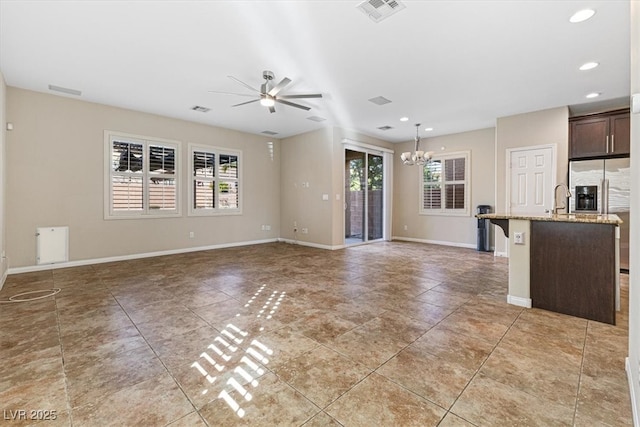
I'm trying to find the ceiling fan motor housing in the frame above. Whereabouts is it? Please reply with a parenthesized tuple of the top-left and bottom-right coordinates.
(262, 70, 275, 81)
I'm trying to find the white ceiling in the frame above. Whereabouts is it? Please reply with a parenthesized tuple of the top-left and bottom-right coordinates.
(0, 0, 631, 143)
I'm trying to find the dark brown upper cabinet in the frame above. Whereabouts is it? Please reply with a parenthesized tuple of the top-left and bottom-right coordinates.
(570, 110, 630, 159)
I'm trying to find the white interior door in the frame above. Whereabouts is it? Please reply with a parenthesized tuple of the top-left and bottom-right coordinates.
(509, 147, 554, 214)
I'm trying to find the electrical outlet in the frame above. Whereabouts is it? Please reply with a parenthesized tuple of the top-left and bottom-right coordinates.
(265, 225, 271, 231)
(404, 225, 408, 231)
(189, 231, 194, 238)
(514, 231, 525, 245)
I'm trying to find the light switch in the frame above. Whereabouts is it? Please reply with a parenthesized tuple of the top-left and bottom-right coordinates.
(514, 231, 525, 245)
(322, 194, 329, 201)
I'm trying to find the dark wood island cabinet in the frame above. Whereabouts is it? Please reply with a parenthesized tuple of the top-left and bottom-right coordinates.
(530, 221, 616, 324)
(477, 213, 622, 325)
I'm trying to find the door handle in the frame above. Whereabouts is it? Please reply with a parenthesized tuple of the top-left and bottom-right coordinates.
(606, 135, 609, 153)
(611, 134, 615, 152)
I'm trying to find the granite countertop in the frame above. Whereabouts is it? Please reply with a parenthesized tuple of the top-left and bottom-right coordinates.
(476, 212, 623, 225)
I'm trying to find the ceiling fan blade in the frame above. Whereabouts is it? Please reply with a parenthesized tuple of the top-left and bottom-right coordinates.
(278, 93, 323, 99)
(275, 99, 311, 111)
(208, 90, 257, 98)
(232, 99, 260, 107)
(268, 106, 276, 114)
(268, 77, 292, 97)
(228, 75, 260, 93)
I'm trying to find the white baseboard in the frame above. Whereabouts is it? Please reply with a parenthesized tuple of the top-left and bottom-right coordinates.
(0, 265, 7, 291)
(507, 294, 532, 308)
(277, 238, 342, 250)
(494, 251, 508, 258)
(7, 238, 279, 275)
(391, 236, 476, 250)
(626, 357, 639, 427)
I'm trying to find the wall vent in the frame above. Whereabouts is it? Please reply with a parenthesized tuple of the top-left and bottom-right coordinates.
(307, 116, 326, 122)
(261, 130, 278, 135)
(357, 0, 406, 23)
(368, 96, 392, 105)
(377, 125, 393, 131)
(48, 84, 82, 96)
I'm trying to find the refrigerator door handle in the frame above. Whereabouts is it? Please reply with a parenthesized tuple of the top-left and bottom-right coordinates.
(606, 135, 609, 153)
(601, 178, 609, 214)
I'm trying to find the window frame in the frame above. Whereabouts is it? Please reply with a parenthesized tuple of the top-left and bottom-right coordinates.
(419, 151, 471, 217)
(104, 130, 181, 220)
(188, 143, 242, 217)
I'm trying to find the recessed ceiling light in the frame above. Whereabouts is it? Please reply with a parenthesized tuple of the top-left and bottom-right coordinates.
(579, 62, 599, 71)
(400, 117, 409, 122)
(569, 9, 596, 23)
(424, 127, 434, 132)
(586, 92, 601, 99)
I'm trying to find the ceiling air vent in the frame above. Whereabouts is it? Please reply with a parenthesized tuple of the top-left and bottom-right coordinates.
(191, 105, 211, 113)
(368, 96, 392, 106)
(48, 84, 82, 96)
(377, 125, 393, 131)
(357, 0, 406, 23)
(261, 130, 278, 136)
(307, 116, 327, 122)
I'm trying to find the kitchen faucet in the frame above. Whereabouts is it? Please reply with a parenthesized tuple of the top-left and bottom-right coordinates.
(552, 183, 572, 214)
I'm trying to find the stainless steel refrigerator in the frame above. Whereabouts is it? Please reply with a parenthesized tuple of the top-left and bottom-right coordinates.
(569, 158, 630, 270)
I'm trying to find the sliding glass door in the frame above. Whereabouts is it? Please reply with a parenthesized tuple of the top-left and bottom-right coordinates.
(345, 148, 384, 245)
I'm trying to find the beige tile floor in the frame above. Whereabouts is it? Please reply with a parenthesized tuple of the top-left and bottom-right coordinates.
(0, 241, 632, 426)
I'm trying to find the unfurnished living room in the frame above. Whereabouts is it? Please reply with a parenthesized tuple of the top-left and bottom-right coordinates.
(0, 1, 639, 426)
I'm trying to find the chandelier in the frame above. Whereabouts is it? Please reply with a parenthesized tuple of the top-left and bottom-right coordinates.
(401, 123, 433, 166)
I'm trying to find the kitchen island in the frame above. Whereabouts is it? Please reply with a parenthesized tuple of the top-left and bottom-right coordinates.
(477, 212, 622, 324)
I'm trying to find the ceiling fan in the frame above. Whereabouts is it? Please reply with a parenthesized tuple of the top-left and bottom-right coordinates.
(209, 70, 323, 113)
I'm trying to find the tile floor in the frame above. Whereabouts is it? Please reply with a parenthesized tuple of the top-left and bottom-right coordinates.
(0, 241, 632, 426)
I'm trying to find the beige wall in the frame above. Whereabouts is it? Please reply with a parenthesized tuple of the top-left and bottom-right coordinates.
(495, 106, 569, 255)
(279, 126, 392, 248)
(393, 127, 496, 247)
(6, 88, 281, 268)
(0, 73, 6, 284)
(627, 0, 639, 421)
(280, 127, 334, 247)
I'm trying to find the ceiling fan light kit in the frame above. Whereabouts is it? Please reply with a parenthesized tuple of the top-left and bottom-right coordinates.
(401, 123, 433, 166)
(210, 70, 322, 114)
(260, 96, 275, 107)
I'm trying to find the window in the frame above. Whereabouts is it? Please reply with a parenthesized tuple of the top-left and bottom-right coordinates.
(420, 151, 470, 216)
(105, 131, 180, 219)
(189, 144, 242, 216)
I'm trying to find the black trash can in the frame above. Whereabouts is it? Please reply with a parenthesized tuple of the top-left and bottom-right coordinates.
(477, 205, 491, 252)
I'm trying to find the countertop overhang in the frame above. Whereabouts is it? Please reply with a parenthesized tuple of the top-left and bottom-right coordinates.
(476, 212, 622, 225)
(476, 213, 622, 238)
